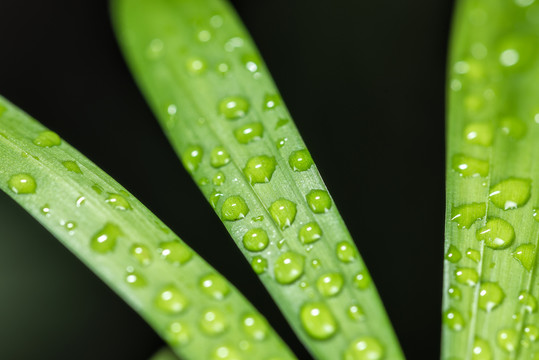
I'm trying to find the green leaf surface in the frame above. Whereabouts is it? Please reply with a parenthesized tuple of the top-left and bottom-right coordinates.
(112, 0, 403, 359)
(444, 1, 539, 359)
(0, 96, 295, 360)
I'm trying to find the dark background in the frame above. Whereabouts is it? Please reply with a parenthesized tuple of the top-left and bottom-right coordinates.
(0, 0, 453, 359)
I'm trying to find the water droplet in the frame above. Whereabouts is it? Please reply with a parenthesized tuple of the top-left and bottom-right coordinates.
(478, 282, 505, 311)
(234, 122, 264, 144)
(155, 284, 189, 314)
(448, 285, 462, 300)
(252, 215, 264, 222)
(454, 267, 479, 286)
(476, 218, 515, 249)
(500, 49, 520, 66)
(274, 252, 304, 284)
(219, 96, 249, 120)
(130, 244, 152, 266)
(496, 328, 518, 352)
(451, 154, 489, 177)
(500, 117, 527, 139)
(306, 190, 332, 214)
(316, 273, 344, 297)
(41, 204, 51, 216)
(182, 145, 203, 173)
(224, 36, 244, 52)
(289, 149, 313, 171)
(242, 228, 269, 252)
(186, 57, 207, 74)
(200, 308, 227, 335)
(160, 240, 192, 265)
(221, 196, 249, 221)
(300, 302, 338, 340)
(466, 248, 481, 263)
(513, 243, 536, 271)
(63, 220, 77, 233)
(125, 267, 146, 287)
(200, 273, 230, 300)
(251, 256, 267, 274)
(445, 245, 462, 263)
(344, 337, 384, 360)
(519, 291, 537, 312)
(337, 242, 357, 263)
(451, 203, 486, 228)
(269, 199, 297, 229)
(299, 222, 322, 244)
(353, 271, 371, 290)
(347, 304, 365, 321)
(105, 193, 131, 211)
(210, 146, 231, 168)
(210, 190, 224, 209)
(241, 313, 268, 341)
(463, 123, 494, 146)
(212, 171, 226, 186)
(216, 62, 230, 74)
(8, 173, 36, 194)
(33, 131, 61, 147)
(198, 177, 209, 186)
(275, 118, 289, 129)
(197, 29, 212, 42)
(242, 54, 260, 73)
(263, 94, 280, 111)
(443, 308, 465, 331)
(147, 39, 164, 59)
(524, 325, 539, 343)
(62, 160, 82, 174)
(243, 155, 277, 184)
(472, 337, 492, 360)
(211, 345, 241, 360)
(276, 137, 288, 149)
(167, 321, 191, 346)
(489, 177, 531, 210)
(91, 223, 121, 253)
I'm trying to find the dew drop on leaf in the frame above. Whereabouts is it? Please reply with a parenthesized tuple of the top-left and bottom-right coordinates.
(288, 149, 313, 172)
(221, 195, 249, 221)
(489, 177, 531, 210)
(269, 198, 297, 229)
(343, 337, 384, 360)
(300, 302, 338, 340)
(274, 252, 304, 284)
(299, 222, 322, 244)
(218, 96, 250, 120)
(90, 222, 121, 253)
(200, 308, 228, 335)
(306, 189, 332, 213)
(8, 173, 36, 194)
(199, 273, 230, 300)
(155, 284, 189, 314)
(476, 218, 515, 249)
(33, 131, 61, 147)
(316, 273, 344, 297)
(242, 228, 269, 252)
(243, 155, 276, 184)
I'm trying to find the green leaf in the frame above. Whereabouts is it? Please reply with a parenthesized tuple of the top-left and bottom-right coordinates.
(444, 1, 539, 358)
(0, 96, 295, 360)
(112, 0, 403, 359)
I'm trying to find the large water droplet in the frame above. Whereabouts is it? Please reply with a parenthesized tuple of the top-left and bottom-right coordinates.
(91, 223, 121, 253)
(478, 282, 505, 311)
(337, 242, 357, 263)
(210, 146, 231, 168)
(443, 308, 465, 331)
(489, 178, 531, 210)
(155, 284, 189, 314)
(299, 222, 322, 244)
(218, 96, 250, 120)
(200, 273, 230, 300)
(476, 218, 515, 249)
(8, 174, 36, 194)
(243, 155, 276, 184)
(306, 190, 332, 214)
(159, 240, 193, 265)
(524, 325, 539, 344)
(221, 196, 249, 221)
(274, 252, 304, 284)
(452, 154, 489, 177)
(300, 302, 338, 340)
(200, 308, 227, 335)
(289, 149, 313, 171)
(242, 228, 269, 252)
(269, 199, 297, 229)
(33, 131, 61, 147)
(182, 145, 203, 173)
(445, 245, 462, 263)
(241, 313, 268, 341)
(234, 122, 264, 144)
(496, 328, 518, 352)
(513, 243, 536, 271)
(454, 267, 479, 286)
(343, 337, 384, 360)
(450, 203, 486, 228)
(472, 337, 492, 360)
(316, 273, 344, 297)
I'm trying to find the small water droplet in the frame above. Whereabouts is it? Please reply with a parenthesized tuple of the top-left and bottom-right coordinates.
(289, 149, 313, 171)
(443, 308, 465, 331)
(448, 285, 462, 300)
(8, 173, 36, 194)
(155, 284, 189, 314)
(300, 302, 338, 340)
(216, 62, 230, 74)
(197, 29, 212, 42)
(211, 172, 225, 186)
(182, 145, 203, 173)
(242, 54, 260, 73)
(252, 215, 264, 222)
(130, 244, 152, 266)
(269, 198, 297, 229)
(62, 160, 82, 174)
(63, 220, 77, 233)
(242, 313, 268, 341)
(91, 223, 121, 253)
(33, 131, 61, 147)
(210, 146, 231, 168)
(200, 308, 227, 335)
(445, 245, 462, 263)
(478, 282, 505, 311)
(347, 304, 365, 321)
(221, 196, 249, 221)
(212, 345, 241, 360)
(524, 325, 539, 344)
(344, 337, 384, 360)
(306, 189, 332, 214)
(274, 252, 304, 284)
(299, 222, 322, 244)
(125, 267, 146, 287)
(472, 337, 492, 360)
(337, 242, 357, 263)
(489, 177, 531, 210)
(353, 271, 371, 290)
(452, 154, 489, 177)
(311, 259, 322, 269)
(41, 204, 51, 216)
(454, 267, 479, 286)
(186, 57, 207, 74)
(275, 118, 289, 129)
(251, 256, 267, 274)
(466, 248, 481, 263)
(234, 122, 264, 144)
(106, 193, 131, 211)
(224, 36, 244, 52)
(200, 273, 230, 300)
(496, 328, 518, 352)
(316, 273, 344, 297)
(513, 243, 536, 271)
(476, 218, 515, 249)
(500, 116, 527, 139)
(243, 155, 277, 184)
(218, 96, 250, 120)
(276, 137, 288, 149)
(464, 123, 493, 146)
(242, 228, 269, 252)
(519, 291, 537, 312)
(451, 203, 486, 228)
(209, 190, 224, 209)
(159, 240, 193, 265)
(167, 321, 191, 346)
(263, 94, 280, 111)
(198, 177, 209, 186)
(210, 14, 223, 28)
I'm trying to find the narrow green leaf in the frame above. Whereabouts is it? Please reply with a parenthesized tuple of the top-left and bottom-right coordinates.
(112, 0, 403, 359)
(0, 96, 295, 360)
(445, 1, 539, 359)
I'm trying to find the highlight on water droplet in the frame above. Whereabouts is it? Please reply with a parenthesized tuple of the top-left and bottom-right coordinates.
(478, 282, 505, 311)
(90, 222, 121, 253)
(299, 222, 322, 244)
(62, 160, 82, 174)
(347, 304, 365, 321)
(306, 189, 332, 214)
(276, 137, 288, 149)
(300, 302, 338, 340)
(159, 240, 193, 265)
(200, 308, 227, 335)
(443, 308, 465, 331)
(234, 122, 264, 144)
(263, 94, 280, 111)
(450, 203, 486, 228)
(466, 248, 481, 263)
(454, 267, 479, 286)
(274, 251, 304, 284)
(476, 218, 515, 249)
(210, 146, 231, 168)
(452, 154, 489, 177)
(211, 345, 241, 360)
(519, 291, 537, 313)
(343, 337, 384, 360)
(242, 228, 269, 252)
(105, 193, 131, 211)
(464, 122, 493, 146)
(251, 256, 267, 274)
(186, 57, 207, 74)
(33, 131, 61, 147)
(8, 173, 36, 194)
(497, 328, 518, 353)
(167, 321, 191, 346)
(269, 198, 297, 229)
(289, 149, 313, 172)
(212, 171, 225, 186)
(489, 177, 531, 210)
(182, 145, 203, 173)
(155, 284, 189, 314)
(472, 337, 492, 360)
(218, 96, 250, 120)
(337, 241, 357, 263)
(448, 285, 462, 300)
(199, 273, 230, 300)
(316, 273, 344, 297)
(513, 243, 536, 271)
(243, 155, 276, 184)
(499, 116, 527, 139)
(241, 313, 268, 341)
(221, 195, 249, 221)
(130, 243, 152, 266)
(125, 266, 146, 287)
(209, 190, 224, 209)
(41, 204, 51, 216)
(353, 271, 371, 290)
(445, 245, 462, 263)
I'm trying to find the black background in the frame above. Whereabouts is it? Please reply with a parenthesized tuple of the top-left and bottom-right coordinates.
(0, 1, 453, 359)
